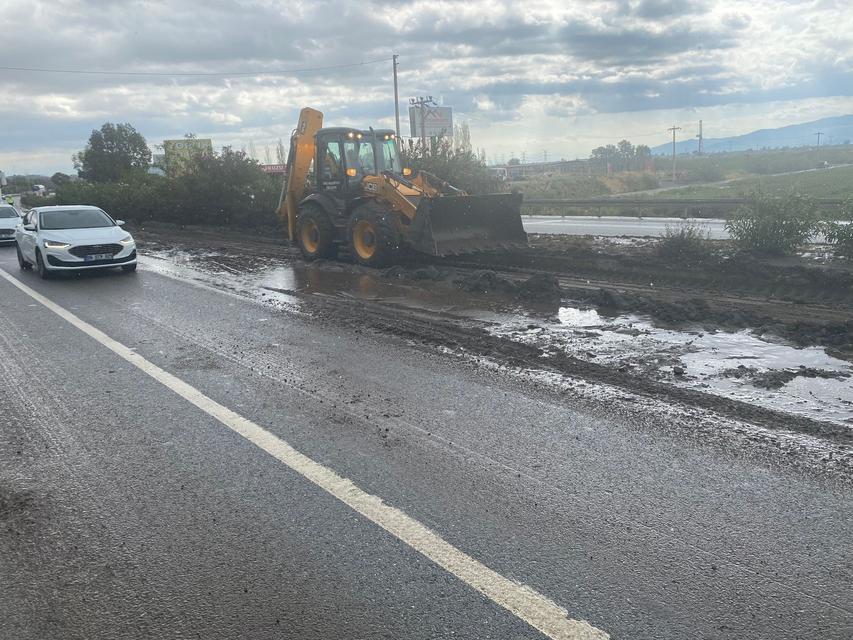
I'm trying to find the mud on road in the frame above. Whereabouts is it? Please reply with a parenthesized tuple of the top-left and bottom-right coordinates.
(132, 222, 853, 472)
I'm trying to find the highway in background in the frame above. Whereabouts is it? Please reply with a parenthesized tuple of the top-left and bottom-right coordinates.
(523, 215, 730, 239)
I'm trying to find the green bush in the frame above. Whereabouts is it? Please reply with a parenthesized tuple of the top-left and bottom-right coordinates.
(823, 199, 853, 258)
(402, 137, 500, 195)
(657, 222, 712, 261)
(55, 148, 282, 230)
(725, 192, 820, 254)
(20, 193, 57, 208)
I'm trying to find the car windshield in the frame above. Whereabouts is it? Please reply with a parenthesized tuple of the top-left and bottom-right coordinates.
(40, 208, 114, 230)
(0, 207, 18, 218)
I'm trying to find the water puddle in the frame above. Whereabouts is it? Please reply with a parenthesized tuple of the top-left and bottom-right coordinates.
(495, 306, 853, 426)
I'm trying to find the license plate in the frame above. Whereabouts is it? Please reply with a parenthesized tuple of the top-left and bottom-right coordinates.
(84, 253, 113, 261)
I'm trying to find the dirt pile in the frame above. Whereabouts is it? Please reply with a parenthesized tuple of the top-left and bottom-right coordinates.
(454, 270, 564, 304)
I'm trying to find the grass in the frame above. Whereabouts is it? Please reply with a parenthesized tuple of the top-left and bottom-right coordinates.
(653, 164, 853, 200)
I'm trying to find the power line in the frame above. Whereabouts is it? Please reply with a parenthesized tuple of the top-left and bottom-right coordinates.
(0, 57, 393, 77)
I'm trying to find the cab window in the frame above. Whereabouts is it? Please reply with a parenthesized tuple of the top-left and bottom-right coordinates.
(344, 141, 376, 177)
(322, 142, 343, 181)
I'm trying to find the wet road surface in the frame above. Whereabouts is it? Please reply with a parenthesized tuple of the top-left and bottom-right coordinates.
(1, 245, 851, 639)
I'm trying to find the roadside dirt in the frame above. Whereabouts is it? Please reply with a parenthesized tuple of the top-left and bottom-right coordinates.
(132, 221, 853, 452)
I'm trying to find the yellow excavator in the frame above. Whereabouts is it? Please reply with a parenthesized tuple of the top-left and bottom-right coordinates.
(276, 107, 526, 267)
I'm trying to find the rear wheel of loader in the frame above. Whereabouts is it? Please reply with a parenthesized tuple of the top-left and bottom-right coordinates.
(297, 205, 337, 260)
(348, 207, 400, 268)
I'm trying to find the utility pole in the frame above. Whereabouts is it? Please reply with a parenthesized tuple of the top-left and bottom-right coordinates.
(696, 120, 703, 155)
(392, 55, 400, 138)
(667, 126, 681, 184)
(543, 150, 548, 162)
(815, 131, 824, 149)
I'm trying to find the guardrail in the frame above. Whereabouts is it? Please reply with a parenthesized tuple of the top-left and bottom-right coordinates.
(522, 198, 847, 207)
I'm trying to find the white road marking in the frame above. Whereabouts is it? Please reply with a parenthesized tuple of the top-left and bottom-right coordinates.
(0, 268, 608, 640)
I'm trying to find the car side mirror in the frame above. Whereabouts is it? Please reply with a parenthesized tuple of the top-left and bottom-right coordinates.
(116, 219, 126, 226)
(23, 223, 35, 231)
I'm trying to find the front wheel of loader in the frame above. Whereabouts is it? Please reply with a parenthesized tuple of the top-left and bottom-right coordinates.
(297, 205, 337, 261)
(348, 207, 400, 268)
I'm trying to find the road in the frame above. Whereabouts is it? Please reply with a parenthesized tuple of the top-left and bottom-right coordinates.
(1, 245, 851, 639)
(524, 215, 730, 239)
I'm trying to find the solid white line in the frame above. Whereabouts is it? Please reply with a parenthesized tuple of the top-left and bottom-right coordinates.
(0, 268, 608, 640)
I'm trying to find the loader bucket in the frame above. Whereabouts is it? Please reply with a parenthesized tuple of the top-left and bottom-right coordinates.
(407, 192, 527, 256)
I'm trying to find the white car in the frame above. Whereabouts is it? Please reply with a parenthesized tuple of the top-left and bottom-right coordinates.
(15, 205, 137, 278)
(0, 203, 20, 244)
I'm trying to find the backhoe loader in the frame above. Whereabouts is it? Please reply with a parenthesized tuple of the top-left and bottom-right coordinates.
(276, 107, 526, 267)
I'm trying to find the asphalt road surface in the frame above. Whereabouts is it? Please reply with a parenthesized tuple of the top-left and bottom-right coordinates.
(1, 245, 851, 639)
(523, 215, 730, 239)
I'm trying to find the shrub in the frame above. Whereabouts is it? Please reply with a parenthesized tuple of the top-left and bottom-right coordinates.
(823, 199, 853, 258)
(20, 193, 57, 208)
(55, 148, 281, 230)
(402, 137, 501, 195)
(725, 192, 820, 254)
(657, 222, 712, 261)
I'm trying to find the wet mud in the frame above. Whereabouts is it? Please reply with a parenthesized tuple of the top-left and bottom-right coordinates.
(134, 223, 853, 443)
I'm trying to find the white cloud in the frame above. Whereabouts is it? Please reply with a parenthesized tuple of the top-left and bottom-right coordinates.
(0, 0, 851, 172)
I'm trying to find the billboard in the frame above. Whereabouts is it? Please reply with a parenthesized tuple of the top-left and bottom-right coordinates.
(162, 138, 213, 173)
(409, 106, 453, 138)
(260, 164, 287, 174)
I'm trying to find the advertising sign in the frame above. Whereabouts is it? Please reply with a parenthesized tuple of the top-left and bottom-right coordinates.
(408, 106, 453, 138)
(163, 138, 213, 173)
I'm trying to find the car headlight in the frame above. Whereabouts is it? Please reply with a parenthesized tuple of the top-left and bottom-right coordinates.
(44, 240, 70, 249)
(119, 235, 135, 245)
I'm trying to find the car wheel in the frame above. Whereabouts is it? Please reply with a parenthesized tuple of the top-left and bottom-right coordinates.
(122, 263, 137, 273)
(16, 244, 32, 270)
(35, 250, 51, 279)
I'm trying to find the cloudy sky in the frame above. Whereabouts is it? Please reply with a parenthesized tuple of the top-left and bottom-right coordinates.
(1, 0, 852, 174)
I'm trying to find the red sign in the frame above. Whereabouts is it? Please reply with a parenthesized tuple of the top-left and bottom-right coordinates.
(260, 164, 286, 174)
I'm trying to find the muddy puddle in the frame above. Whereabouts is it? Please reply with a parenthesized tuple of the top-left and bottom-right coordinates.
(140, 245, 853, 428)
(139, 247, 518, 321)
(495, 307, 853, 426)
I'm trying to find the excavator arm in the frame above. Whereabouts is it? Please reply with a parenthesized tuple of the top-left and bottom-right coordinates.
(276, 107, 324, 241)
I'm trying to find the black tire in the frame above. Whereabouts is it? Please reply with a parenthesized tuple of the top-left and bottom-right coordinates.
(347, 206, 401, 268)
(35, 250, 51, 279)
(296, 204, 337, 261)
(122, 263, 138, 273)
(16, 244, 32, 270)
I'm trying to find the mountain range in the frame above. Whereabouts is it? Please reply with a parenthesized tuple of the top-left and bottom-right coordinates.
(650, 114, 853, 155)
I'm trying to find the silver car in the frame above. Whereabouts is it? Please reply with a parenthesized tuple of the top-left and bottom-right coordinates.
(16, 205, 137, 278)
(0, 203, 20, 244)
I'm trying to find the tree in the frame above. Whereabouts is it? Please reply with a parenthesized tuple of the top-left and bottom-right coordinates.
(74, 122, 151, 182)
(51, 172, 71, 186)
(617, 139, 635, 170)
(507, 157, 521, 165)
(403, 136, 501, 195)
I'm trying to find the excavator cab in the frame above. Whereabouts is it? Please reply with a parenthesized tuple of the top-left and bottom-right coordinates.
(277, 107, 526, 267)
